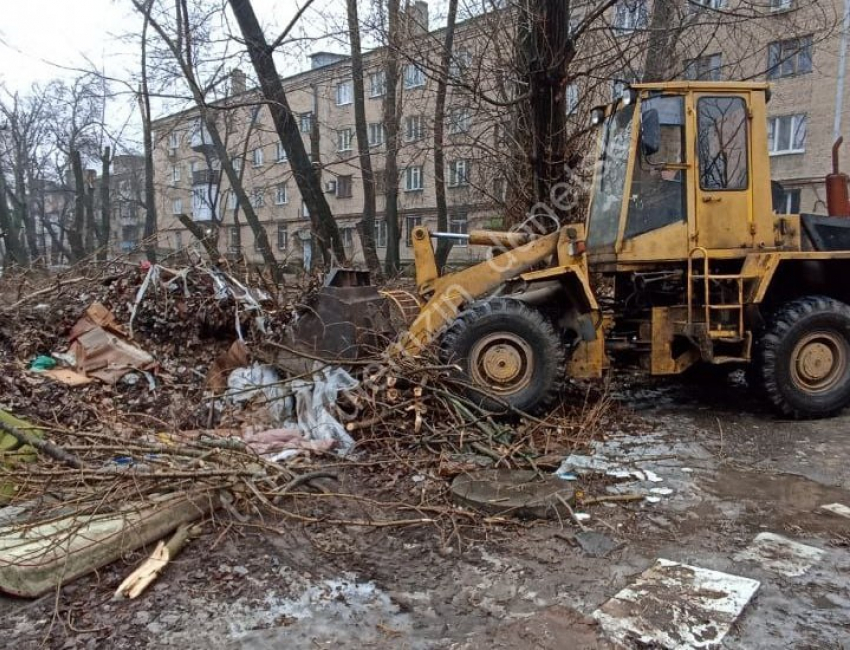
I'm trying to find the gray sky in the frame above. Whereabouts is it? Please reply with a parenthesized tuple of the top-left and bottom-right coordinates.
(0, 1, 340, 95)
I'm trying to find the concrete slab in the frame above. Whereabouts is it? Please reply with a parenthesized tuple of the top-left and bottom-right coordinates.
(593, 559, 760, 649)
(820, 502, 850, 519)
(733, 532, 825, 578)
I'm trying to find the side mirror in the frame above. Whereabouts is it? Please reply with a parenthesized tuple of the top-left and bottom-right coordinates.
(641, 107, 660, 157)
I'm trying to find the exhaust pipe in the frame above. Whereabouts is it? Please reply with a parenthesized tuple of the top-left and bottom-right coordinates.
(826, 137, 850, 217)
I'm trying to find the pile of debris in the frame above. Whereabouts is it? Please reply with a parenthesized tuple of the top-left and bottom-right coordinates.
(0, 260, 614, 602)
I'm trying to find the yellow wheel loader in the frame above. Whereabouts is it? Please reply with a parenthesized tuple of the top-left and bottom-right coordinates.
(399, 81, 850, 419)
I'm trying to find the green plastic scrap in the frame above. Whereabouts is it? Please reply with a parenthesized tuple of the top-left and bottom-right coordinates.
(29, 355, 57, 372)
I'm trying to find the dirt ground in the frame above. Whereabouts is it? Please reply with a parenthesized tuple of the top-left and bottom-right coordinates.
(3, 372, 850, 649)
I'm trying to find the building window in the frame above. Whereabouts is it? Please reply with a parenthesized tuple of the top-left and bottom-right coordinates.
(232, 156, 243, 173)
(448, 160, 470, 187)
(368, 122, 385, 147)
(192, 186, 212, 220)
(171, 164, 181, 184)
(769, 0, 792, 11)
(250, 188, 265, 208)
(374, 220, 388, 247)
(276, 224, 288, 250)
(405, 166, 424, 191)
(405, 215, 422, 246)
(275, 182, 289, 205)
(405, 114, 425, 142)
(449, 211, 468, 246)
(374, 169, 387, 194)
(767, 36, 813, 79)
(276, 142, 288, 162)
(493, 177, 507, 202)
(227, 191, 238, 210)
(299, 112, 313, 133)
(691, 0, 725, 10)
(685, 54, 722, 81)
(168, 131, 179, 152)
(252, 147, 264, 167)
(449, 49, 472, 79)
(613, 0, 648, 32)
(403, 64, 426, 89)
(337, 128, 354, 152)
(336, 175, 353, 198)
(174, 230, 183, 249)
(171, 198, 183, 215)
(768, 114, 807, 155)
(301, 202, 310, 219)
(448, 107, 472, 135)
(229, 226, 240, 251)
(336, 80, 353, 106)
(340, 226, 355, 247)
(566, 84, 579, 115)
(611, 70, 640, 101)
(369, 70, 386, 98)
(777, 188, 801, 214)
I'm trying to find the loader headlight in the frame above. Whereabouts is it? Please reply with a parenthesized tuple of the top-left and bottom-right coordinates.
(621, 87, 637, 106)
(590, 108, 605, 126)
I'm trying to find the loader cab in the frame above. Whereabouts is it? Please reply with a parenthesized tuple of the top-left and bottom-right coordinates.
(585, 82, 775, 268)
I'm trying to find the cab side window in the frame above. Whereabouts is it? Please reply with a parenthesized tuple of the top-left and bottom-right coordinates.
(697, 96, 749, 191)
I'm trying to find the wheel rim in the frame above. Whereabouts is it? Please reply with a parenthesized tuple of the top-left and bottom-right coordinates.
(790, 331, 848, 394)
(469, 332, 534, 396)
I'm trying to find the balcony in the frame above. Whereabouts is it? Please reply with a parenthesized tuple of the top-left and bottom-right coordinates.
(191, 186, 219, 222)
(190, 121, 215, 152)
(192, 169, 221, 185)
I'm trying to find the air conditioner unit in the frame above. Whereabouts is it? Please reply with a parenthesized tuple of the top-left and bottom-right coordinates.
(325, 180, 337, 194)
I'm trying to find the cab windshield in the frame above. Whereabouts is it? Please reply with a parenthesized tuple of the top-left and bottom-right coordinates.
(586, 103, 635, 251)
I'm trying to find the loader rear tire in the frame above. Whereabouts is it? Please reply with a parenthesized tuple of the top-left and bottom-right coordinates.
(439, 299, 566, 415)
(753, 295, 850, 419)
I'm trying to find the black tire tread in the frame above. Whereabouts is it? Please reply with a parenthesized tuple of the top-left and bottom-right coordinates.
(754, 295, 850, 419)
(439, 299, 566, 415)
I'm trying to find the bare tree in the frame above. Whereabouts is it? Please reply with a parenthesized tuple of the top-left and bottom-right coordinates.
(132, 0, 275, 277)
(382, 0, 402, 275)
(228, 0, 346, 267)
(347, 0, 382, 278)
(433, 0, 460, 270)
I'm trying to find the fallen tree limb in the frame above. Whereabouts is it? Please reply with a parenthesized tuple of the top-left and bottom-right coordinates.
(0, 420, 83, 469)
(2, 277, 86, 313)
(114, 522, 201, 599)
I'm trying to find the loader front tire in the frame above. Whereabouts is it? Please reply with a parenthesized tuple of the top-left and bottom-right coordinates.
(439, 299, 566, 415)
(754, 295, 850, 419)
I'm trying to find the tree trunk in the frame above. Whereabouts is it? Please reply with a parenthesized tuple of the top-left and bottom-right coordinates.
(84, 177, 96, 254)
(98, 146, 111, 260)
(523, 0, 575, 224)
(433, 0, 459, 270)
(175, 212, 222, 261)
(383, 0, 402, 275)
(0, 171, 28, 266)
(228, 0, 345, 268)
(68, 150, 87, 262)
(347, 0, 382, 279)
(642, 0, 682, 82)
(12, 160, 40, 263)
(139, 4, 158, 264)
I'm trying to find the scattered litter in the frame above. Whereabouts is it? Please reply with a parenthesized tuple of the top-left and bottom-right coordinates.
(573, 512, 591, 522)
(651, 487, 674, 495)
(593, 558, 760, 649)
(28, 355, 56, 372)
(733, 532, 825, 577)
(820, 502, 850, 519)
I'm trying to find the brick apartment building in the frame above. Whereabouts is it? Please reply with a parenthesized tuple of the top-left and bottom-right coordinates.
(150, 0, 850, 268)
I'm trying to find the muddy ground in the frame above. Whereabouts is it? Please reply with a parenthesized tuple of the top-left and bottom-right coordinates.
(3, 373, 850, 649)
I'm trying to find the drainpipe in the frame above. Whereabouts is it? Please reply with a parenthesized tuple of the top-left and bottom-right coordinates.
(833, 0, 850, 140)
